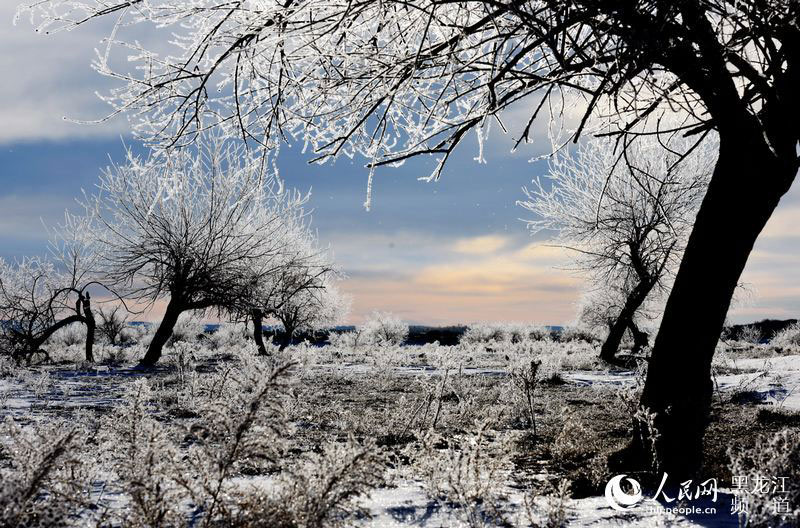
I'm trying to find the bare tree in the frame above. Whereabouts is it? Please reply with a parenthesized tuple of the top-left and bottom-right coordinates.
(0, 211, 110, 363)
(271, 274, 349, 348)
(520, 130, 715, 362)
(21, 0, 800, 478)
(82, 137, 310, 366)
(238, 235, 344, 354)
(0, 257, 95, 363)
(576, 282, 653, 357)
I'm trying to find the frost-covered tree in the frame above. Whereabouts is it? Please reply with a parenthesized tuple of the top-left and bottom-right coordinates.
(271, 275, 349, 347)
(260, 237, 347, 348)
(20, 0, 800, 478)
(521, 131, 715, 362)
(226, 216, 341, 354)
(0, 213, 105, 363)
(576, 283, 652, 357)
(82, 137, 310, 366)
(0, 257, 95, 363)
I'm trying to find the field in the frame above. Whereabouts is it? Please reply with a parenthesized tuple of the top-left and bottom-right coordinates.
(1, 325, 799, 527)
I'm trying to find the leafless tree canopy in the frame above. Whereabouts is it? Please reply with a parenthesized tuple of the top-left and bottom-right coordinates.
(18, 1, 799, 180)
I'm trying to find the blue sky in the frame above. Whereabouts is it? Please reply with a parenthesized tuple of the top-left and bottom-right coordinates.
(2, 4, 799, 325)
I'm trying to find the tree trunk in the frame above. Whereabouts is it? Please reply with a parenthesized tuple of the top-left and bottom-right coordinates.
(280, 319, 296, 350)
(628, 320, 649, 356)
(252, 309, 268, 356)
(140, 296, 184, 367)
(636, 133, 796, 481)
(599, 281, 653, 363)
(81, 292, 96, 363)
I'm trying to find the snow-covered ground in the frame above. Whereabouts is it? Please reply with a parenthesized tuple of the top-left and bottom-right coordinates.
(360, 482, 741, 527)
(715, 355, 800, 410)
(1, 347, 797, 527)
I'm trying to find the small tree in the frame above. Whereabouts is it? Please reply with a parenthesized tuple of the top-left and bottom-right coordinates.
(0, 257, 95, 363)
(272, 277, 350, 348)
(361, 312, 409, 346)
(226, 210, 339, 354)
(0, 211, 107, 363)
(83, 137, 310, 366)
(520, 131, 715, 362)
(577, 283, 652, 356)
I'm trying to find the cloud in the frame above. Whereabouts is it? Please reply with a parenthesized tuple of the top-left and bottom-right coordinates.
(760, 204, 800, 240)
(452, 235, 509, 254)
(337, 232, 582, 325)
(1, 6, 135, 143)
(727, 186, 800, 322)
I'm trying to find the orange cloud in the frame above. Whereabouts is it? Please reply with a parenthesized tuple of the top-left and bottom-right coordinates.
(452, 235, 510, 254)
(340, 238, 583, 325)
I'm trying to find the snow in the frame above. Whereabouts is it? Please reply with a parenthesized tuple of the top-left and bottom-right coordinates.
(715, 355, 800, 410)
(2, 352, 798, 527)
(357, 480, 742, 527)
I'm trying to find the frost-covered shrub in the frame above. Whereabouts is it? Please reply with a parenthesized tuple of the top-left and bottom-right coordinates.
(508, 358, 542, 432)
(97, 306, 130, 345)
(208, 321, 251, 349)
(771, 322, 800, 347)
(0, 418, 87, 527)
(124, 323, 152, 345)
(0, 345, 390, 527)
(102, 379, 184, 526)
(557, 325, 601, 344)
(461, 322, 551, 344)
(461, 323, 508, 344)
(360, 311, 409, 345)
(251, 438, 385, 528)
(729, 430, 800, 527)
(521, 479, 572, 528)
(416, 425, 511, 526)
(49, 322, 86, 347)
(168, 312, 206, 344)
(327, 328, 367, 350)
(97, 344, 131, 365)
(738, 325, 763, 345)
(0, 356, 17, 378)
(550, 414, 610, 492)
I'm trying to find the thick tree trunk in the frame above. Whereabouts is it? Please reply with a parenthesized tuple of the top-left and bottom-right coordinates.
(140, 296, 184, 367)
(82, 293, 96, 363)
(252, 309, 268, 356)
(599, 281, 652, 362)
(636, 134, 796, 481)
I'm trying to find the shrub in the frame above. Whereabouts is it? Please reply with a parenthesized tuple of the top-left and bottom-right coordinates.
(254, 438, 386, 528)
(729, 430, 800, 527)
(0, 418, 86, 527)
(361, 312, 409, 345)
(557, 325, 601, 344)
(461, 323, 508, 344)
(771, 322, 800, 347)
(168, 312, 206, 344)
(49, 322, 86, 347)
(97, 305, 130, 345)
(416, 423, 510, 526)
(209, 321, 251, 349)
(461, 322, 551, 344)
